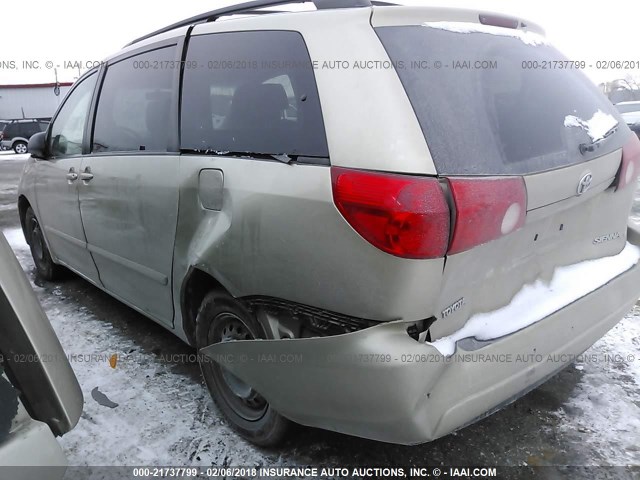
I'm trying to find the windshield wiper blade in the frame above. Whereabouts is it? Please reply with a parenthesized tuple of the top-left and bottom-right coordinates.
(579, 124, 619, 155)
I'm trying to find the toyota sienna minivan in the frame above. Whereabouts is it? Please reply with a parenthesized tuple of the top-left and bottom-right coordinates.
(18, 0, 640, 446)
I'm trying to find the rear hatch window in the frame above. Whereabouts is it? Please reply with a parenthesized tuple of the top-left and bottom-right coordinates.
(376, 24, 628, 175)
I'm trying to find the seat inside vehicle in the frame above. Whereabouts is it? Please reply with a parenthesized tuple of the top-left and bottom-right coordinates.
(223, 82, 290, 153)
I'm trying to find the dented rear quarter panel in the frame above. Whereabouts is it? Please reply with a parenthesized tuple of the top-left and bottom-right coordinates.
(171, 155, 445, 343)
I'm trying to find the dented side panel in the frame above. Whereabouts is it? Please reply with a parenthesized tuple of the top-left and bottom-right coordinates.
(170, 156, 445, 344)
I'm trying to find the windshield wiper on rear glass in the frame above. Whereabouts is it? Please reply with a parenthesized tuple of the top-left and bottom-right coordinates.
(579, 124, 619, 155)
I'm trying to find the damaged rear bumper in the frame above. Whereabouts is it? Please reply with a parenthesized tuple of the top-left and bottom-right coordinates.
(201, 226, 640, 445)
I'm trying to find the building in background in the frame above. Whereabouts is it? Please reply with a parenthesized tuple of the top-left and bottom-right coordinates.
(0, 82, 73, 120)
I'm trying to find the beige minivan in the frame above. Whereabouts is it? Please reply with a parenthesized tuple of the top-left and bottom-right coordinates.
(18, 0, 640, 446)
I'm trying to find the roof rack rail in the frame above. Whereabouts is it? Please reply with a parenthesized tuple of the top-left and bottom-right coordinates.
(126, 0, 387, 47)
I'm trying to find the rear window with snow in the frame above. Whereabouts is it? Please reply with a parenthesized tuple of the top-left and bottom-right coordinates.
(376, 24, 629, 175)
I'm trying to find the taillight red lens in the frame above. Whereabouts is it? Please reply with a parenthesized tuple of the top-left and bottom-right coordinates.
(617, 134, 640, 190)
(331, 167, 450, 259)
(447, 177, 527, 255)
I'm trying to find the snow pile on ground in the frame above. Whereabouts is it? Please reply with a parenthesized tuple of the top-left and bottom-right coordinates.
(431, 243, 640, 356)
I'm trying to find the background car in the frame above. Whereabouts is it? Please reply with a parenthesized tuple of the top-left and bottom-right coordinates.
(615, 100, 640, 127)
(0, 231, 82, 476)
(0, 119, 49, 154)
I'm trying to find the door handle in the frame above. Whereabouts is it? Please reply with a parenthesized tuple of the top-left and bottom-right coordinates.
(80, 167, 94, 182)
(66, 168, 78, 183)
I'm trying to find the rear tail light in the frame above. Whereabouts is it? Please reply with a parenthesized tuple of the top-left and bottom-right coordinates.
(331, 168, 527, 258)
(331, 167, 450, 259)
(447, 177, 527, 255)
(616, 134, 640, 190)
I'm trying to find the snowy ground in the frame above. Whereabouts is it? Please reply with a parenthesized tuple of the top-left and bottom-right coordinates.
(0, 154, 639, 472)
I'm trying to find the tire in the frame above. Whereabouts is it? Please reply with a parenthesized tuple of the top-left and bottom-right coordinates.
(196, 290, 290, 446)
(13, 142, 27, 154)
(25, 206, 62, 281)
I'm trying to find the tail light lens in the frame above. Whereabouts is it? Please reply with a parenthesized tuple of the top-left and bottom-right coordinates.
(617, 134, 640, 190)
(447, 177, 527, 255)
(331, 167, 450, 259)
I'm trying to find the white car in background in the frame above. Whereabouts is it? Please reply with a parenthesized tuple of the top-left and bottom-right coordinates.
(615, 101, 640, 127)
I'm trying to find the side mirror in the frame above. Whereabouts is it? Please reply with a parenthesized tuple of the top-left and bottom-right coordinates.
(28, 132, 47, 159)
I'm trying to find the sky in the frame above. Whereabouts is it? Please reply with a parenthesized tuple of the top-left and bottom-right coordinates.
(0, 0, 638, 86)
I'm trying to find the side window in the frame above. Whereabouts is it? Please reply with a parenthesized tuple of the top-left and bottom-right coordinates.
(181, 31, 328, 158)
(24, 122, 39, 138)
(4, 124, 17, 138)
(93, 46, 176, 153)
(49, 73, 98, 157)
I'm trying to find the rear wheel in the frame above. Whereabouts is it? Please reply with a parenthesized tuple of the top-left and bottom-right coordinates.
(13, 142, 27, 154)
(25, 207, 61, 281)
(196, 290, 289, 446)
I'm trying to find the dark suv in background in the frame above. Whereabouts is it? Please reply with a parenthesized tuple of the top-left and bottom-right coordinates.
(0, 119, 49, 154)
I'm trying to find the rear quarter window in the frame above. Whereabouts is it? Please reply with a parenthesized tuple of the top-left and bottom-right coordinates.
(181, 30, 328, 158)
(376, 24, 629, 175)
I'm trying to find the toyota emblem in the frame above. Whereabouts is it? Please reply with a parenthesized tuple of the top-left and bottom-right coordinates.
(577, 172, 593, 195)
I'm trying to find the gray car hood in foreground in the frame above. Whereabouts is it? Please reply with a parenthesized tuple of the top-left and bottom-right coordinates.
(0, 232, 82, 436)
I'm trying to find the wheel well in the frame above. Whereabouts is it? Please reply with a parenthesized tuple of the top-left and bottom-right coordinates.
(17, 196, 30, 243)
(181, 268, 229, 346)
